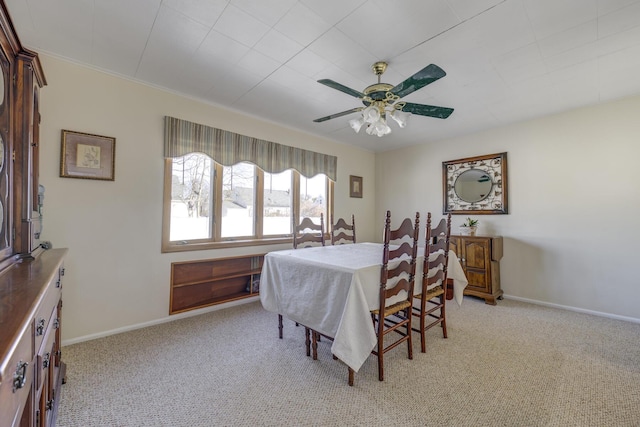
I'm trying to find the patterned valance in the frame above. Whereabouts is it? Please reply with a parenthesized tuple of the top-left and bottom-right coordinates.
(164, 116, 337, 181)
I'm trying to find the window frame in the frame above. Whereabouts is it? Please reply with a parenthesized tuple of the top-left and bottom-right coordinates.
(162, 158, 334, 252)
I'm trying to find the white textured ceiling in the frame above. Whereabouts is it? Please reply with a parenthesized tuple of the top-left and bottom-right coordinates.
(6, 0, 640, 152)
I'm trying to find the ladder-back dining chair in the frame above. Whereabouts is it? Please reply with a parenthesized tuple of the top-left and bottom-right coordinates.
(278, 214, 326, 340)
(412, 212, 451, 353)
(330, 214, 356, 245)
(358, 210, 419, 384)
(293, 214, 326, 249)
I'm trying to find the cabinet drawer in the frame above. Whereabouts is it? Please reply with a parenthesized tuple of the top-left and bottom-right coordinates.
(0, 328, 33, 427)
(33, 281, 61, 354)
(35, 308, 57, 392)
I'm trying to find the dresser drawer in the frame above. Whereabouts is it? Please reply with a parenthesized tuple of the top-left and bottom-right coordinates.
(0, 328, 33, 427)
(33, 276, 61, 354)
(35, 307, 58, 392)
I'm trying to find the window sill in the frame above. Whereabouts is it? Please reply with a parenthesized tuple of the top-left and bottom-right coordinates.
(161, 236, 295, 253)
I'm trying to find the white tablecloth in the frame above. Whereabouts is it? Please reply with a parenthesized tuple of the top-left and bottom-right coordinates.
(259, 242, 468, 372)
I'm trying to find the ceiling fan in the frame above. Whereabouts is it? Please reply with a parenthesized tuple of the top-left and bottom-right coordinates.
(313, 61, 454, 136)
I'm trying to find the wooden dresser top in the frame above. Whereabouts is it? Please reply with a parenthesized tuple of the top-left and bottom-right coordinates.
(0, 248, 67, 382)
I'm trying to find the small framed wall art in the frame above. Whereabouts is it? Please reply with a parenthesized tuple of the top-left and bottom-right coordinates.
(60, 130, 116, 181)
(350, 175, 363, 198)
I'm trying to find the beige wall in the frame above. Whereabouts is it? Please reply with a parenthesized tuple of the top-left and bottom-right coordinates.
(38, 55, 376, 343)
(376, 95, 640, 321)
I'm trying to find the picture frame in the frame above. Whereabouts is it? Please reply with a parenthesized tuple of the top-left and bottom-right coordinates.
(60, 130, 116, 181)
(443, 152, 508, 214)
(349, 175, 363, 198)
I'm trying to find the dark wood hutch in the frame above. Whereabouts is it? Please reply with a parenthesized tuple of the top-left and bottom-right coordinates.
(0, 2, 67, 427)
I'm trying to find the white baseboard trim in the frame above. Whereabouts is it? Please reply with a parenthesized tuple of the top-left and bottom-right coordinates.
(61, 295, 260, 346)
(503, 294, 640, 324)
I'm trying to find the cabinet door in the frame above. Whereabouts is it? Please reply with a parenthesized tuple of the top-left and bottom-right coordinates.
(462, 238, 491, 292)
(448, 236, 461, 260)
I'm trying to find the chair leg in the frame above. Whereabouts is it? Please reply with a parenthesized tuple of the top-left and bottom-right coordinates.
(407, 309, 413, 360)
(420, 300, 427, 353)
(377, 335, 384, 381)
(305, 327, 311, 356)
(441, 295, 448, 338)
(278, 314, 284, 339)
(348, 367, 354, 386)
(312, 331, 318, 360)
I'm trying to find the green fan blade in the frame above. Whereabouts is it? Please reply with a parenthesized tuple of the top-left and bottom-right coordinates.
(318, 79, 365, 99)
(390, 64, 446, 99)
(313, 107, 363, 123)
(402, 102, 454, 119)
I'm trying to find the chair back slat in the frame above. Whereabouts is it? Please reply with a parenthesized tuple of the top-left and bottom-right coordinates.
(389, 241, 414, 260)
(387, 259, 413, 281)
(380, 210, 420, 306)
(431, 218, 448, 238)
(427, 269, 446, 287)
(384, 276, 412, 299)
(430, 238, 447, 254)
(293, 214, 325, 249)
(331, 214, 356, 245)
(389, 217, 415, 241)
(422, 213, 452, 293)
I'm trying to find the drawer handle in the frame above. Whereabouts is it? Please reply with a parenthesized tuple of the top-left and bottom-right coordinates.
(54, 318, 60, 329)
(13, 361, 28, 392)
(43, 352, 50, 369)
(36, 318, 46, 336)
(56, 280, 61, 288)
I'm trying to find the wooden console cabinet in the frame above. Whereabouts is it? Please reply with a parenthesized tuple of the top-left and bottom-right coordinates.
(170, 254, 264, 314)
(0, 248, 67, 427)
(449, 235, 503, 305)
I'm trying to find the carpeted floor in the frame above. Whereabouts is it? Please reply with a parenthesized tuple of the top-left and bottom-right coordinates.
(57, 297, 640, 426)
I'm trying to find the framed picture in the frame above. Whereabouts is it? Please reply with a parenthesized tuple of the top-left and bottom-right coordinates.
(349, 175, 363, 198)
(60, 130, 116, 181)
(442, 152, 508, 214)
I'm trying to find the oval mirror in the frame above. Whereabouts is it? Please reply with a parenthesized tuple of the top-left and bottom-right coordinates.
(454, 169, 493, 203)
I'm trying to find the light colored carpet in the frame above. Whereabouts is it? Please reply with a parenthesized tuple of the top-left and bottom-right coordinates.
(57, 297, 640, 426)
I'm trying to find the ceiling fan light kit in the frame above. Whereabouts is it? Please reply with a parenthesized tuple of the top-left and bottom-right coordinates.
(314, 61, 454, 137)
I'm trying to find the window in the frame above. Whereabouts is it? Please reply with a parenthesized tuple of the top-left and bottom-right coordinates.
(162, 117, 337, 251)
(163, 154, 332, 251)
(263, 169, 292, 236)
(221, 162, 255, 238)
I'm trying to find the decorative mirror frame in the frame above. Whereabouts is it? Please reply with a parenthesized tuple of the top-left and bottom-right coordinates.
(443, 152, 508, 214)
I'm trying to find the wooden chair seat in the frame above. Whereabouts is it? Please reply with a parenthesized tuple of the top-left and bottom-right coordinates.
(371, 299, 412, 316)
(414, 284, 445, 300)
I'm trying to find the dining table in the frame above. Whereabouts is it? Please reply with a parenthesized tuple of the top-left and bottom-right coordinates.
(259, 242, 468, 372)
